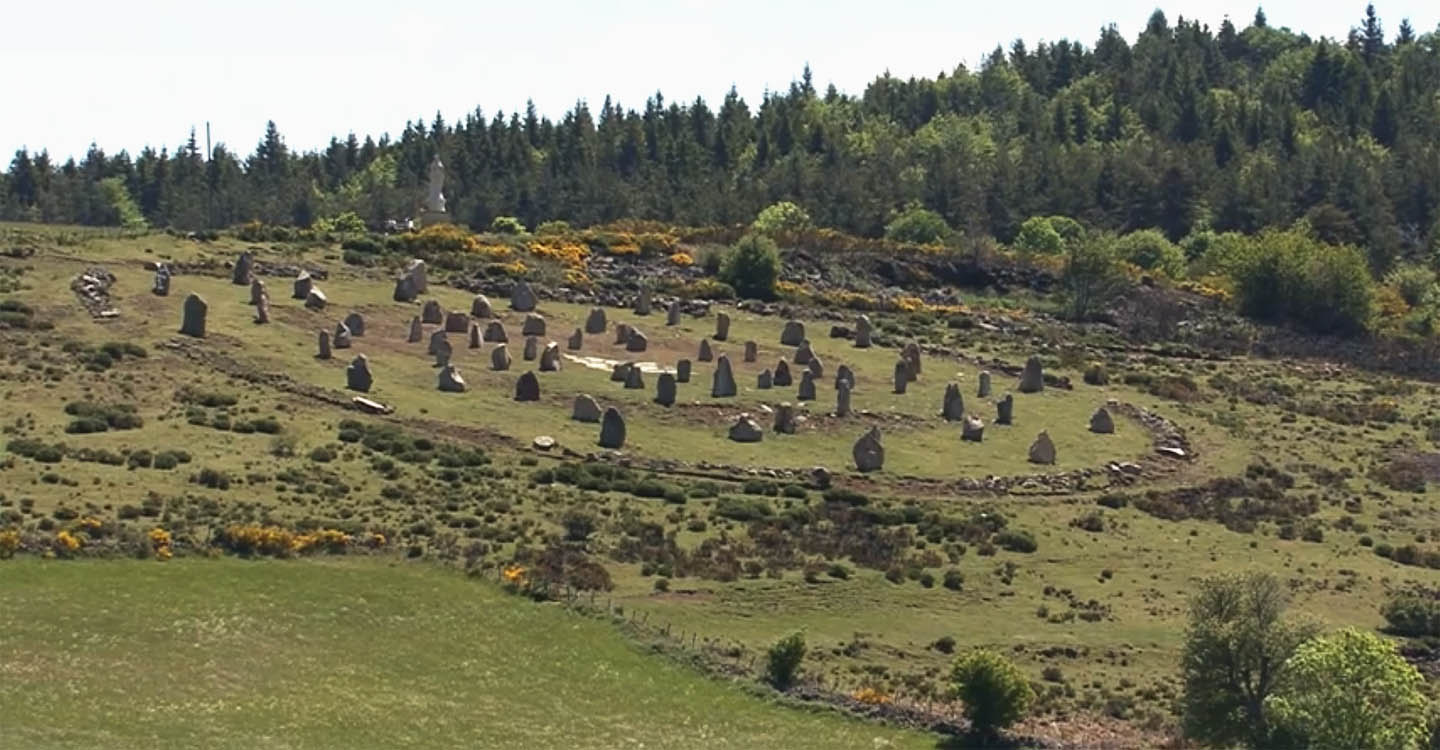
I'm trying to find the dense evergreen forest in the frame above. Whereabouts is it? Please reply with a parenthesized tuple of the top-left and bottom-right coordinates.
(4, 6, 1440, 272)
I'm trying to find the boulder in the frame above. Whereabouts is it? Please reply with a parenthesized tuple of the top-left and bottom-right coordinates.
(613, 322, 631, 345)
(392, 276, 418, 303)
(624, 365, 644, 390)
(655, 372, 676, 406)
(523, 336, 539, 361)
(343, 312, 365, 337)
(510, 281, 537, 312)
(852, 427, 884, 472)
(1028, 431, 1057, 464)
(293, 271, 314, 300)
(773, 359, 793, 387)
(625, 328, 648, 353)
(962, 415, 985, 442)
(633, 288, 652, 315)
(437, 365, 466, 393)
(892, 360, 909, 394)
(714, 312, 730, 341)
(854, 315, 873, 348)
(232, 251, 254, 285)
(757, 369, 773, 389)
(316, 330, 331, 360)
(514, 371, 540, 401)
(1089, 407, 1116, 434)
(666, 299, 681, 326)
(835, 380, 852, 416)
(567, 328, 583, 350)
(610, 363, 631, 382)
(333, 322, 353, 349)
(829, 325, 850, 339)
(407, 316, 423, 343)
(711, 355, 737, 397)
(468, 322, 482, 349)
(444, 311, 469, 334)
(728, 415, 763, 443)
(490, 344, 512, 371)
(598, 407, 626, 449)
(522, 313, 546, 337)
(806, 355, 824, 380)
(942, 383, 965, 421)
(797, 371, 817, 401)
(676, 359, 692, 383)
(249, 278, 266, 305)
(421, 300, 443, 325)
(572, 394, 602, 422)
(978, 371, 992, 397)
(810, 466, 833, 489)
(902, 342, 921, 381)
(698, 338, 713, 362)
(835, 365, 855, 391)
(794, 340, 813, 365)
(743, 340, 757, 363)
(345, 355, 373, 392)
(780, 320, 805, 346)
(584, 307, 607, 334)
(540, 342, 562, 372)
(304, 288, 328, 311)
(483, 321, 508, 343)
(179, 293, 207, 337)
(996, 394, 1014, 425)
(470, 294, 493, 318)
(773, 403, 797, 434)
(1019, 356, 1044, 393)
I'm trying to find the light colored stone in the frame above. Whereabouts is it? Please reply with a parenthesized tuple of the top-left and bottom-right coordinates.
(598, 407, 626, 448)
(962, 415, 985, 442)
(437, 365, 466, 393)
(1028, 430, 1056, 464)
(781, 320, 805, 346)
(254, 295, 270, 324)
(444, 311, 469, 333)
(902, 342, 921, 381)
(774, 403, 797, 434)
(572, 394, 602, 422)
(852, 427, 884, 472)
(490, 344, 512, 371)
(249, 278, 265, 305)
(468, 322, 482, 349)
(715, 313, 730, 341)
(942, 383, 965, 421)
(521, 313, 546, 337)
(728, 415, 763, 443)
(523, 336, 539, 361)
(152, 268, 170, 296)
(333, 322, 352, 349)
(1089, 407, 1116, 434)
(743, 340, 757, 363)
(346, 355, 372, 392)
(510, 281, 537, 312)
(655, 373, 676, 406)
(854, 315, 873, 347)
(1019, 356, 1044, 393)
(676, 359, 692, 383)
(403, 259, 428, 294)
(773, 359, 793, 387)
(514, 371, 540, 401)
(584, 307, 607, 334)
(470, 294, 492, 318)
(304, 288, 327, 311)
(698, 338, 713, 362)
(421, 300, 443, 325)
(711, 355, 736, 397)
(483, 321, 508, 343)
(797, 371, 817, 401)
(533, 435, 556, 451)
(540, 342, 562, 372)
(179, 293, 207, 337)
(343, 312, 365, 337)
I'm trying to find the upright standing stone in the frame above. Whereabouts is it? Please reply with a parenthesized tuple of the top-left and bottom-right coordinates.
(343, 312, 365, 337)
(676, 359, 692, 383)
(893, 360, 909, 394)
(835, 380, 852, 416)
(666, 299, 681, 326)
(598, 407, 626, 448)
(484, 321, 508, 343)
(249, 278, 266, 305)
(316, 330, 331, 359)
(567, 328, 583, 350)
(626, 328, 648, 353)
(728, 414, 763, 443)
(757, 369, 773, 389)
(774, 359, 793, 387)
(293, 271, 313, 300)
(421, 300, 443, 325)
(522, 313, 546, 336)
(407, 316, 423, 343)
(1028, 431, 1057, 464)
(346, 355, 372, 392)
(152, 267, 171, 296)
(437, 365, 466, 393)
(852, 427, 884, 472)
(254, 294, 270, 324)
(305, 288, 328, 311)
(698, 339, 713, 362)
(996, 394, 1014, 425)
(1019, 356, 1045, 393)
(433, 336, 453, 368)
(942, 383, 965, 421)
(962, 416, 985, 442)
(179, 293, 207, 337)
(514, 371, 540, 401)
(711, 355, 737, 397)
(584, 307, 607, 334)
(610, 363, 631, 382)
(743, 340, 758, 363)
(510, 281, 537, 312)
(613, 322, 631, 345)
(781, 320, 805, 346)
(428, 330, 449, 355)
(490, 344, 512, 371)
(902, 342, 921, 381)
(393, 276, 418, 303)
(854, 315, 873, 348)
(468, 322, 482, 349)
(232, 252, 254, 285)
(978, 371, 992, 397)
(633, 288, 652, 315)
(333, 322, 352, 349)
(403, 259, 428, 295)
(540, 342, 562, 372)
(470, 294, 493, 318)
(572, 394, 602, 422)
(797, 371, 817, 401)
(624, 365, 644, 390)
(835, 365, 855, 392)
(794, 340, 814, 365)
(1090, 407, 1116, 434)
(774, 403, 797, 434)
(714, 312, 730, 341)
(807, 355, 824, 380)
(444, 311, 469, 334)
(655, 373, 676, 406)
(522, 336, 538, 361)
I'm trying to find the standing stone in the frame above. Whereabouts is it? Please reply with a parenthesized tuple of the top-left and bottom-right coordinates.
(978, 371, 992, 397)
(610, 363, 631, 382)
(996, 394, 1014, 425)
(613, 322, 631, 345)
(567, 328, 583, 350)
(152, 267, 171, 296)
(437, 365, 466, 393)
(1028, 431, 1057, 464)
(666, 299, 681, 326)
(728, 414, 764, 443)
(942, 383, 965, 421)
(249, 278, 266, 305)
(572, 395, 602, 422)
(540, 342, 562, 372)
(1089, 407, 1116, 434)
(835, 365, 855, 391)
(711, 355, 737, 397)
(514, 371, 540, 401)
(698, 339, 714, 362)
(655, 373, 676, 406)
(316, 330, 331, 360)
(522, 336, 539, 361)
(484, 321, 508, 343)
(345, 355, 372, 392)
(232, 252, 254, 285)
(893, 360, 909, 394)
(797, 371, 817, 401)
(470, 294, 493, 318)
(254, 295, 270, 324)
(510, 282, 537, 312)
(490, 344, 512, 371)
(305, 288, 328, 311)
(626, 328, 648, 353)
(633, 288, 652, 315)
(428, 329, 449, 355)
(293, 271, 313, 300)
(343, 312, 365, 337)
(468, 323, 482, 349)
(854, 315, 873, 347)
(715, 312, 730, 341)
(962, 416, 985, 442)
(393, 276, 418, 303)
(584, 307, 607, 334)
(781, 320, 805, 346)
(774, 359, 793, 387)
(179, 293, 207, 337)
(624, 365, 645, 390)
(444, 311, 469, 334)
(421, 300, 443, 325)
(757, 369, 773, 390)
(807, 355, 824, 380)
(902, 342, 922, 381)
(743, 340, 758, 363)
(333, 322, 353, 349)
(407, 316, 423, 343)
(433, 336, 453, 368)
(598, 407, 627, 449)
(835, 380, 852, 417)
(852, 427, 884, 472)
(774, 403, 797, 434)
(676, 359, 692, 383)
(522, 313, 546, 336)
(794, 340, 814, 365)
(1019, 356, 1045, 393)
(403, 259, 428, 295)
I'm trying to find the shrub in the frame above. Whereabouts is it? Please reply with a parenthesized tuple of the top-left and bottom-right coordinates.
(943, 568, 965, 591)
(765, 632, 806, 690)
(720, 234, 780, 301)
(994, 530, 1037, 553)
(1014, 216, 1065, 255)
(1384, 263, 1437, 307)
(752, 201, 812, 236)
(1382, 593, 1440, 637)
(1232, 229, 1374, 336)
(932, 635, 957, 654)
(1083, 362, 1110, 385)
(1115, 229, 1186, 278)
(884, 206, 950, 244)
(535, 220, 571, 236)
(490, 216, 526, 234)
(951, 650, 1034, 736)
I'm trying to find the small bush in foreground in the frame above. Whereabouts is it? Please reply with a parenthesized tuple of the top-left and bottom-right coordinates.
(765, 631, 806, 690)
(951, 649, 1033, 736)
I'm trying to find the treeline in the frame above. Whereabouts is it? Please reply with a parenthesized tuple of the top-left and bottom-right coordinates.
(4, 6, 1440, 270)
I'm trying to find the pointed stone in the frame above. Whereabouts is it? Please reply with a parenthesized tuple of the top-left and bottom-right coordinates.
(794, 340, 813, 365)
(540, 342, 562, 372)
(962, 415, 985, 442)
(997, 394, 1014, 425)
(1019, 356, 1044, 393)
(179, 293, 207, 337)
(572, 394, 602, 422)
(232, 252, 254, 285)
(407, 316, 423, 343)
(421, 300, 443, 324)
(490, 344, 512, 371)
(346, 355, 372, 392)
(483, 321, 508, 343)
(393, 276, 417, 303)
(698, 339, 713, 362)
(743, 340, 757, 363)
(470, 294, 493, 318)
(584, 307, 607, 334)
(523, 336, 539, 361)
(1090, 407, 1116, 434)
(676, 359, 692, 383)
(343, 312, 365, 337)
(854, 315, 873, 347)
(333, 322, 353, 349)
(293, 271, 314, 300)
(598, 407, 626, 448)
(728, 414, 763, 442)
(510, 281, 537, 312)
(757, 369, 773, 389)
(711, 355, 737, 397)
(316, 330, 331, 360)
(774, 359, 793, 387)
(402, 259, 428, 294)
(807, 355, 824, 379)
(522, 313, 546, 336)
(797, 371, 817, 401)
(774, 403, 797, 434)
(468, 322, 482, 349)
(978, 371, 992, 397)
(715, 312, 730, 341)
(942, 383, 965, 421)
(567, 328, 583, 350)
(304, 288, 327, 311)
(625, 328, 648, 352)
(1028, 431, 1057, 464)
(444, 311, 469, 333)
(437, 365, 466, 393)
(852, 427, 884, 472)
(514, 371, 540, 401)
(655, 373, 676, 406)
(781, 320, 805, 346)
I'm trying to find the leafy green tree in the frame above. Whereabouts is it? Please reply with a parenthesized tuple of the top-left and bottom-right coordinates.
(1181, 572, 1317, 749)
(951, 649, 1034, 737)
(1014, 216, 1065, 255)
(1267, 628, 1427, 750)
(1062, 234, 1126, 320)
(490, 216, 525, 234)
(720, 234, 781, 300)
(96, 177, 146, 230)
(1114, 229, 1186, 277)
(1383, 264, 1437, 308)
(765, 631, 806, 689)
(884, 205, 950, 244)
(751, 201, 812, 236)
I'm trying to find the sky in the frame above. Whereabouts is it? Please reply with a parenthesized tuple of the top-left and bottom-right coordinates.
(5, 0, 1437, 162)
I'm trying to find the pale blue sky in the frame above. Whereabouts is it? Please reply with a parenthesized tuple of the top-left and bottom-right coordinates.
(6, 0, 1436, 161)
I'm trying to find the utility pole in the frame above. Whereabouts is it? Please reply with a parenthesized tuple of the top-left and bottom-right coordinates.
(205, 122, 214, 229)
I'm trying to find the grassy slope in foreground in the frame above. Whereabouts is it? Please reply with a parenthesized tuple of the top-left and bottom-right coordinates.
(0, 557, 933, 749)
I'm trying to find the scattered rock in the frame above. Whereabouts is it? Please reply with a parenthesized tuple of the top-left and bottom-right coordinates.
(598, 407, 627, 448)
(179, 293, 207, 337)
(572, 394, 602, 422)
(853, 427, 884, 472)
(514, 371, 540, 401)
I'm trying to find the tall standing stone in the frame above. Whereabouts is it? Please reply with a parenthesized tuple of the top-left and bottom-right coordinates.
(484, 321, 508, 343)
(343, 312, 365, 337)
(232, 252, 254, 285)
(1019, 356, 1044, 393)
(978, 371, 992, 397)
(514, 371, 541, 401)
(711, 355, 737, 397)
(572, 394, 602, 422)
(774, 359, 793, 387)
(902, 342, 921, 381)
(942, 383, 965, 421)
(655, 373, 676, 406)
(835, 365, 855, 391)
(743, 340, 757, 363)
(893, 360, 909, 394)
(613, 322, 631, 345)
(522, 336, 539, 361)
(1089, 407, 1116, 434)
(179, 293, 207, 337)
(962, 416, 985, 442)
(567, 328, 583, 350)
(421, 300, 443, 325)
(470, 294, 493, 318)
(428, 329, 449, 355)
(781, 320, 805, 346)
(249, 278, 266, 305)
(757, 369, 773, 389)
(996, 394, 1014, 425)
(633, 288, 652, 315)
(316, 330, 331, 359)
(698, 339, 713, 362)
(407, 316, 423, 343)
(152, 267, 171, 296)
(794, 340, 814, 365)
(852, 427, 884, 472)
(624, 365, 644, 390)
(774, 403, 797, 434)
(797, 371, 817, 401)
(444, 311, 469, 333)
(254, 293, 271, 323)
(540, 342, 562, 372)
(1028, 431, 1057, 464)
(437, 365, 467, 393)
(714, 312, 730, 341)
(293, 271, 313, 300)
(598, 407, 626, 448)
(676, 359, 692, 383)
(393, 276, 418, 303)
(403, 259, 428, 295)
(433, 336, 453, 368)
(835, 380, 852, 416)
(626, 328, 648, 353)
(510, 281, 537, 312)
(522, 314, 546, 336)
(490, 344, 512, 371)
(807, 355, 824, 380)
(854, 315, 873, 348)
(584, 307, 607, 334)
(333, 322, 353, 349)
(666, 299, 681, 326)
(610, 363, 631, 382)
(346, 355, 373, 392)
(304, 288, 328, 311)
(468, 322, 482, 349)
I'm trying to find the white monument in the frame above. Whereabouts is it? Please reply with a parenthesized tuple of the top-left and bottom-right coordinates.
(421, 154, 449, 226)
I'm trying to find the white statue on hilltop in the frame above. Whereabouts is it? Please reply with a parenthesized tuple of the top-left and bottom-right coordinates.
(425, 154, 446, 214)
